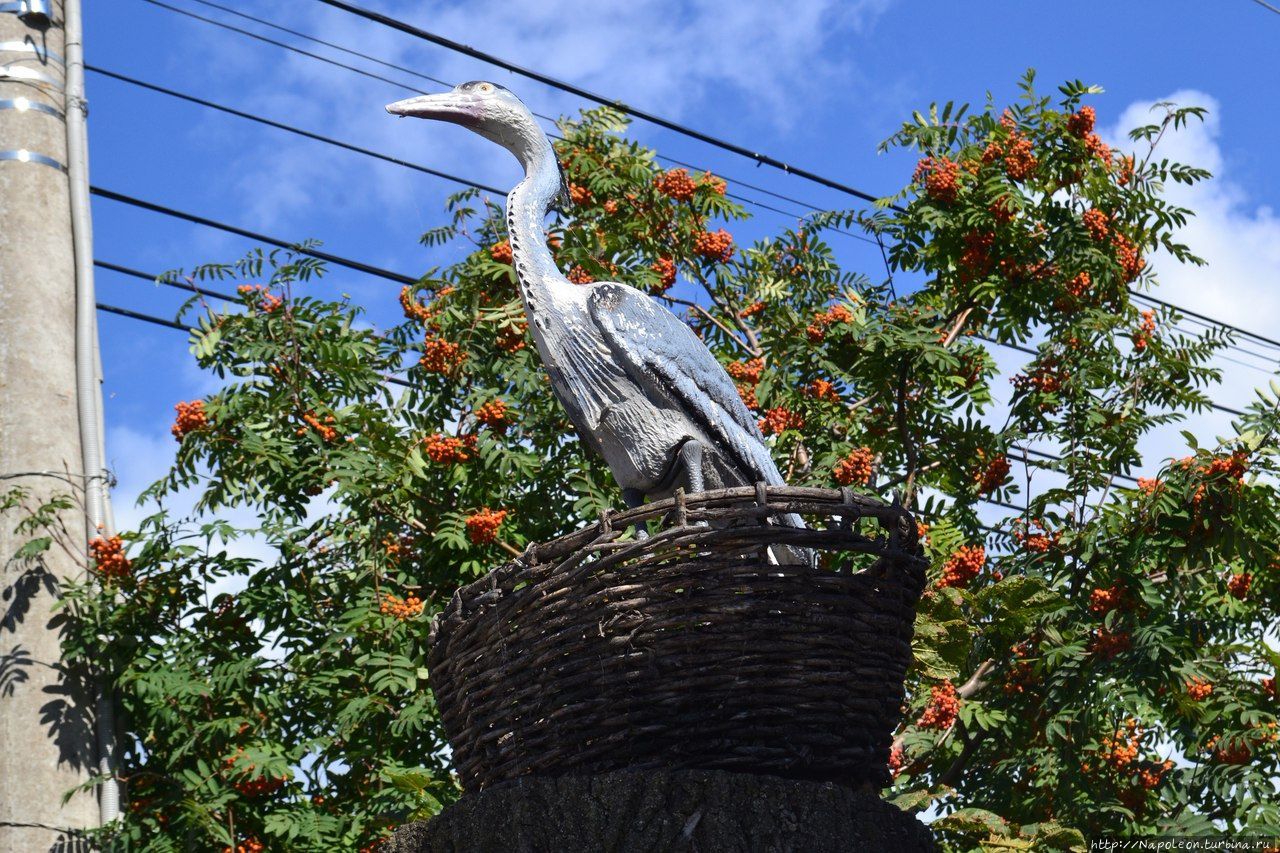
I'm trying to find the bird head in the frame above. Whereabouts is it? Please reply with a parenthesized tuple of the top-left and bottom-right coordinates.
(387, 81, 570, 207)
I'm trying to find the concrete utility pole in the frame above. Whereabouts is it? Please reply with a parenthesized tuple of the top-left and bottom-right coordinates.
(0, 1, 100, 848)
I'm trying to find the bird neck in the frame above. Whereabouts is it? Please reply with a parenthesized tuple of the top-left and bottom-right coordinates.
(506, 139, 574, 306)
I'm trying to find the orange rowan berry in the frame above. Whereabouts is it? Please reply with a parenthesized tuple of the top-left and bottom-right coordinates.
(420, 337, 466, 375)
(693, 229, 735, 263)
(700, 173, 727, 195)
(89, 535, 131, 580)
(567, 265, 594, 284)
(465, 507, 509, 545)
(1003, 135, 1038, 182)
(654, 168, 697, 201)
(804, 379, 840, 402)
(1089, 583, 1128, 615)
(758, 407, 803, 436)
(1090, 627, 1131, 659)
(726, 358, 764, 385)
(1067, 106, 1096, 138)
(399, 286, 435, 323)
(603, 199, 619, 215)
(1113, 232, 1146, 281)
(568, 183, 593, 206)
(1083, 132, 1111, 162)
(378, 592, 423, 620)
(974, 453, 1010, 495)
(1082, 208, 1110, 241)
(650, 256, 677, 290)
(1065, 271, 1091, 298)
(917, 681, 959, 729)
(171, 400, 209, 440)
(237, 284, 283, 313)
(496, 321, 528, 353)
(914, 157, 960, 204)
(299, 411, 340, 443)
(422, 433, 475, 465)
(1186, 678, 1214, 701)
(988, 195, 1016, 224)
(937, 545, 985, 589)
(475, 399, 511, 431)
(1227, 572, 1252, 600)
(1132, 310, 1157, 351)
(738, 301, 765, 318)
(1138, 477, 1161, 495)
(489, 240, 514, 265)
(1117, 154, 1135, 186)
(832, 447, 875, 486)
(888, 744, 905, 776)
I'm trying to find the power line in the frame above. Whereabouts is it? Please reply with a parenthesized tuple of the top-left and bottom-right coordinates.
(136, 0, 863, 224)
(97, 301, 193, 332)
(1246, 0, 1280, 16)
(90, 186, 419, 285)
(87, 65, 506, 195)
(127, 2, 1280, 348)
(311, 0, 883, 206)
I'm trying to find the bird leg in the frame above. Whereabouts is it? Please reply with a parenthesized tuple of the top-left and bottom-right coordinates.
(621, 488, 649, 541)
(677, 440, 705, 495)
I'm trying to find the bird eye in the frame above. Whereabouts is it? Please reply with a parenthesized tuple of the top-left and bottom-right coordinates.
(478, 83, 494, 93)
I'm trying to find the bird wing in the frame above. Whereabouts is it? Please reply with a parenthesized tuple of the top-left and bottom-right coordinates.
(587, 282, 785, 487)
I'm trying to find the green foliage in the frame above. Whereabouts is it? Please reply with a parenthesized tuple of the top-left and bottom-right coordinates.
(37, 76, 1280, 849)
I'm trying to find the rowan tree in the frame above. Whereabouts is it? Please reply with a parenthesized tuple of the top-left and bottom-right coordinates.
(20, 73, 1278, 849)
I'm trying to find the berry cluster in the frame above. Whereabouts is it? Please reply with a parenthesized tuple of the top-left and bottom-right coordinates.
(465, 507, 509, 545)
(693, 229, 735, 263)
(1002, 134, 1038, 182)
(959, 230, 995, 277)
(1065, 271, 1091, 299)
(475, 399, 511, 431)
(804, 379, 840, 402)
(1082, 208, 1110, 241)
(1136, 760, 1175, 790)
(237, 284, 282, 313)
(379, 592, 423, 620)
(1014, 518, 1060, 553)
(223, 751, 286, 798)
(1004, 639, 1038, 696)
(654, 168, 697, 201)
(727, 358, 764, 410)
(1137, 477, 1161, 495)
(90, 535, 131, 580)
(1227, 571, 1252, 600)
(1067, 105, 1096, 138)
(1206, 735, 1252, 766)
(650, 256, 677, 290)
(805, 304, 854, 343)
(603, 199, 619, 215)
(701, 173, 727, 194)
(1098, 720, 1140, 771)
(1089, 583, 1128, 615)
(1185, 678, 1214, 701)
(913, 156, 960, 204)
(496, 321, 528, 353)
(399, 286, 434, 323)
(223, 839, 265, 853)
(568, 183, 593, 206)
(1113, 232, 1146, 282)
(489, 240, 513, 265)
(888, 744, 905, 776)
(423, 433, 476, 465)
(567, 265, 594, 284)
(1090, 626, 1131, 659)
(421, 337, 466, 375)
(989, 194, 1016, 224)
(758, 407, 803, 436)
(974, 452, 1010, 495)
(297, 411, 339, 443)
(738, 301, 765, 318)
(171, 400, 209, 440)
(916, 681, 960, 730)
(1117, 154, 1135, 186)
(937, 545, 985, 589)
(832, 447, 875, 487)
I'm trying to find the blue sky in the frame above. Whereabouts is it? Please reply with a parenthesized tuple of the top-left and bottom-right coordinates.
(85, 0, 1280, 525)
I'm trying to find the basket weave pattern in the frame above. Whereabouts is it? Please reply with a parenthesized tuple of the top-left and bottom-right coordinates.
(428, 485, 926, 791)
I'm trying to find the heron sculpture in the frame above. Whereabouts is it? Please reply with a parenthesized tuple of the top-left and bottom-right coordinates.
(388, 82, 804, 540)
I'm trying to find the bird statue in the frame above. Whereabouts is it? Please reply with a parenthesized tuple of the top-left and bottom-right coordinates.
(387, 82, 804, 544)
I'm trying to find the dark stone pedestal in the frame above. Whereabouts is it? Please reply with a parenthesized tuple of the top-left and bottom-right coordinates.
(387, 768, 935, 853)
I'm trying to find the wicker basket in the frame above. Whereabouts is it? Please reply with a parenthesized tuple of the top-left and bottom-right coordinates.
(428, 485, 926, 791)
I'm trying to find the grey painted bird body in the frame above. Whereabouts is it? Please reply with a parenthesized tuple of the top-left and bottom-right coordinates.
(387, 82, 801, 519)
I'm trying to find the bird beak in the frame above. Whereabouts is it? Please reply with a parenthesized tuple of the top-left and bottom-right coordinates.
(385, 92, 481, 125)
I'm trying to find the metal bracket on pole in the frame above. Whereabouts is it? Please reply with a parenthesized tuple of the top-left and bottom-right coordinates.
(0, 95, 62, 118)
(0, 61, 60, 87)
(0, 148, 66, 170)
(0, 1, 51, 25)
(0, 40, 63, 65)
